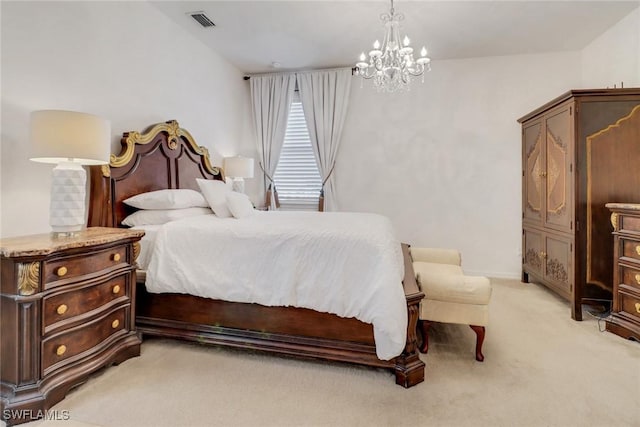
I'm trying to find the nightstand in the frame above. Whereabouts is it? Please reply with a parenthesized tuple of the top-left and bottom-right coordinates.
(0, 227, 144, 426)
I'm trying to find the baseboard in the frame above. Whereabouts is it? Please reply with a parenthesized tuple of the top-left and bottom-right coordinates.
(464, 270, 522, 280)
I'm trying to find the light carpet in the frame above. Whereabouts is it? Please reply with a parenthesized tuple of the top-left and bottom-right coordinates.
(9, 278, 640, 427)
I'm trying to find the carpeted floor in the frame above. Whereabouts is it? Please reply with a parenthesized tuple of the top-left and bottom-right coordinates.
(7, 278, 640, 427)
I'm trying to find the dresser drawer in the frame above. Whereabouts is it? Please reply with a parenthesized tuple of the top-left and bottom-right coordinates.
(619, 214, 640, 234)
(43, 274, 128, 331)
(41, 307, 127, 374)
(620, 265, 640, 290)
(621, 238, 640, 263)
(43, 244, 128, 285)
(619, 290, 640, 321)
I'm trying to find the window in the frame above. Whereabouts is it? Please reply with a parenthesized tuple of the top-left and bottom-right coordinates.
(273, 94, 322, 210)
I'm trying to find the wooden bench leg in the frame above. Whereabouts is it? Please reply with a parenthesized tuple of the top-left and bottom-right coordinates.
(469, 325, 485, 362)
(418, 320, 431, 353)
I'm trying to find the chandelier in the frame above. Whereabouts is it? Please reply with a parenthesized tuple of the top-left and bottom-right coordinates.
(355, 0, 431, 92)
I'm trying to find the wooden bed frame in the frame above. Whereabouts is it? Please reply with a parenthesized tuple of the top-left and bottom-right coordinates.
(87, 120, 425, 387)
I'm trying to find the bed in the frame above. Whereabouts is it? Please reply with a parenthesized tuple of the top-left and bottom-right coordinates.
(87, 120, 425, 387)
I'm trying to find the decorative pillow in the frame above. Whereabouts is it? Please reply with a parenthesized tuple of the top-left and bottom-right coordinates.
(196, 179, 232, 218)
(121, 207, 212, 227)
(123, 189, 208, 210)
(226, 192, 255, 219)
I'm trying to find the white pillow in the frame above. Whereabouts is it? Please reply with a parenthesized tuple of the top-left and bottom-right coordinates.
(121, 207, 212, 227)
(124, 189, 208, 210)
(226, 192, 255, 219)
(196, 179, 232, 218)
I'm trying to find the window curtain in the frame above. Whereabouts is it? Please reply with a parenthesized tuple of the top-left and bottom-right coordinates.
(296, 69, 351, 211)
(249, 73, 297, 209)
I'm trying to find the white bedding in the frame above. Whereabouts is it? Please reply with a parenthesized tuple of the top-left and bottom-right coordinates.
(131, 224, 162, 270)
(145, 211, 407, 360)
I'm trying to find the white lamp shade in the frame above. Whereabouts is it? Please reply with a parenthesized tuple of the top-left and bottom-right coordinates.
(224, 156, 254, 178)
(29, 110, 111, 165)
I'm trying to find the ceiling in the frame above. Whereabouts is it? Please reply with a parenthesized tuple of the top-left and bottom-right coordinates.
(150, 1, 640, 74)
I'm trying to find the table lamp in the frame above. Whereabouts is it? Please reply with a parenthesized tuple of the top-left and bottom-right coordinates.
(29, 110, 111, 235)
(223, 156, 254, 193)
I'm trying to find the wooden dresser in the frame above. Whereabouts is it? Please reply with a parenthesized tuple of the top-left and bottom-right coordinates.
(0, 227, 144, 426)
(605, 204, 640, 341)
(518, 89, 640, 320)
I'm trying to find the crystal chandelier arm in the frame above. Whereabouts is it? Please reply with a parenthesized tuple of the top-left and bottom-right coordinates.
(406, 64, 425, 76)
(357, 66, 378, 79)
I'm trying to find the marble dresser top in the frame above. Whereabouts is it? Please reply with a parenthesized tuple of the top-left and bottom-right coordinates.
(605, 203, 640, 211)
(0, 227, 145, 257)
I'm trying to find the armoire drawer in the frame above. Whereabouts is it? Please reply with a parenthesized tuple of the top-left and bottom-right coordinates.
(43, 244, 128, 285)
(43, 274, 129, 331)
(41, 307, 127, 374)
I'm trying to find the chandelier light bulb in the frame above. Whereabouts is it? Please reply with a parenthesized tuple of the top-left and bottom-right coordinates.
(421, 46, 427, 57)
(373, 40, 381, 49)
(403, 36, 410, 46)
(359, 52, 366, 61)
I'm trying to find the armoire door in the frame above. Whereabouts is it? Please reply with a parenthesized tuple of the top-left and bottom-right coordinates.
(544, 105, 574, 233)
(543, 233, 573, 299)
(523, 120, 544, 225)
(523, 227, 543, 277)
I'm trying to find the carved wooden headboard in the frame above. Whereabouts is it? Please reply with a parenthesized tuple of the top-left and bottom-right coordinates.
(88, 120, 224, 228)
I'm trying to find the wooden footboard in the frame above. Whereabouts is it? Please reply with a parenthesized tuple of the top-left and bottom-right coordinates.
(136, 244, 425, 387)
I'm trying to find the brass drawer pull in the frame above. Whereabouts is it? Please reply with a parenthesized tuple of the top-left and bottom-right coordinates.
(56, 345, 67, 356)
(636, 246, 640, 256)
(56, 266, 68, 277)
(112, 253, 121, 262)
(112, 285, 121, 294)
(635, 274, 640, 285)
(636, 303, 640, 314)
(111, 319, 120, 329)
(56, 304, 68, 315)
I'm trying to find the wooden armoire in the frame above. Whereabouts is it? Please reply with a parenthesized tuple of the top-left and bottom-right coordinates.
(518, 89, 640, 320)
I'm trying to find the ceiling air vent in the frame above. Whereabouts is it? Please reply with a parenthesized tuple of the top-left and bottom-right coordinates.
(188, 11, 215, 28)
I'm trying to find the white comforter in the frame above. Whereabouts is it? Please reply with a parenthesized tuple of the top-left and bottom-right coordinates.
(146, 211, 407, 360)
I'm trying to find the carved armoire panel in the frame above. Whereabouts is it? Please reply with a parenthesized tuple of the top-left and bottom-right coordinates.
(523, 121, 543, 224)
(523, 228, 543, 276)
(544, 234, 573, 297)
(544, 107, 573, 232)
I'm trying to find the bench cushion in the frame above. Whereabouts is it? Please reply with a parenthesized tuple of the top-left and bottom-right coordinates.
(413, 261, 491, 305)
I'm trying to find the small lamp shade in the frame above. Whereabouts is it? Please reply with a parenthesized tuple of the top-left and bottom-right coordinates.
(223, 156, 254, 193)
(30, 110, 111, 165)
(29, 110, 111, 234)
(223, 156, 255, 178)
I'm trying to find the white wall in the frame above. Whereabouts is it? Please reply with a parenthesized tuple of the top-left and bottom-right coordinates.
(0, 1, 252, 238)
(337, 4, 640, 278)
(337, 52, 581, 278)
(581, 7, 640, 88)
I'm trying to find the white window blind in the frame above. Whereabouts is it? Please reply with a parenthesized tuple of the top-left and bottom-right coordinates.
(273, 95, 322, 211)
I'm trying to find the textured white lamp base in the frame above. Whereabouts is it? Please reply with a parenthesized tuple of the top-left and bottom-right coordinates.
(231, 178, 245, 193)
(50, 162, 86, 233)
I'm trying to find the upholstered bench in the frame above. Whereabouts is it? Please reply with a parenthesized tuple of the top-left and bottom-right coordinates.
(410, 247, 492, 361)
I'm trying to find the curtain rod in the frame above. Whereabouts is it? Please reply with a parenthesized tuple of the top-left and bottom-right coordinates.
(244, 67, 357, 80)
